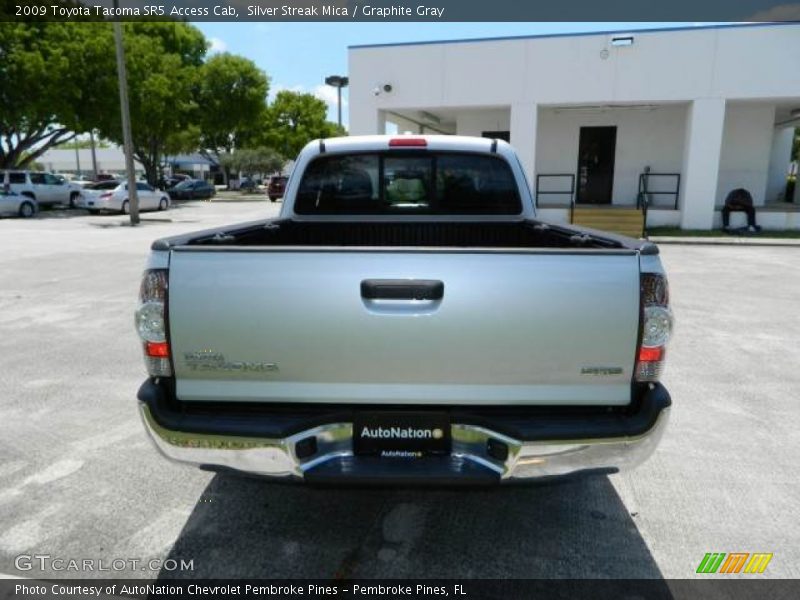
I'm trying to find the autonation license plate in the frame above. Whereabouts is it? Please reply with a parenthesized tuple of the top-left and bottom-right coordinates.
(353, 411, 451, 457)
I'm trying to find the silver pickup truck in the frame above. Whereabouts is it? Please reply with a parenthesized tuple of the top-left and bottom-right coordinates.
(135, 135, 673, 485)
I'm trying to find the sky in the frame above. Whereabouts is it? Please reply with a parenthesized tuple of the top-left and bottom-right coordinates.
(194, 22, 713, 127)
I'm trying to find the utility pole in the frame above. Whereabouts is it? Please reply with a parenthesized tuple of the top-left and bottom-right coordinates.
(74, 145, 81, 176)
(89, 130, 98, 181)
(112, 11, 139, 225)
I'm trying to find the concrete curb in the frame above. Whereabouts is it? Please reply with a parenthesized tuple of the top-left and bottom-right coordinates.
(649, 236, 800, 247)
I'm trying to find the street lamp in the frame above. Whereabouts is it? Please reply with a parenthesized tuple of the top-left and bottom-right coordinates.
(324, 75, 349, 128)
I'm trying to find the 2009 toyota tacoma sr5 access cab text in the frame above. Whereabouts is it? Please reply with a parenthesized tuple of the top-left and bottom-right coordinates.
(135, 135, 673, 485)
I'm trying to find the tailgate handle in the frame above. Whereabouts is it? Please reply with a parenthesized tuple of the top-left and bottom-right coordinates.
(361, 279, 444, 301)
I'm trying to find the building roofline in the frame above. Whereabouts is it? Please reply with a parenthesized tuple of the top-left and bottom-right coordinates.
(349, 21, 798, 50)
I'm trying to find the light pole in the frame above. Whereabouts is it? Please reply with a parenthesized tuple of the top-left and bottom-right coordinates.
(89, 130, 98, 181)
(112, 8, 139, 225)
(324, 75, 349, 128)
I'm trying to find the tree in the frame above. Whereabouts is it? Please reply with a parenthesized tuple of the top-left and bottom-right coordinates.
(0, 22, 117, 168)
(1, 21, 208, 181)
(792, 127, 799, 162)
(2, 21, 282, 186)
(196, 53, 269, 183)
(94, 22, 207, 184)
(220, 147, 284, 178)
(262, 91, 345, 159)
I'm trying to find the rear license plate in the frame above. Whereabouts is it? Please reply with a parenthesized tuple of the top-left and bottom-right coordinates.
(353, 411, 451, 457)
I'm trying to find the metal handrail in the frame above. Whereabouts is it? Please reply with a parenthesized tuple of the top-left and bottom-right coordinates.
(638, 172, 681, 210)
(637, 167, 649, 238)
(535, 174, 576, 222)
(571, 193, 575, 224)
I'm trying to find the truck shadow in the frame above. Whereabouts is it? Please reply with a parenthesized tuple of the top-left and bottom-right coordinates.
(158, 473, 667, 580)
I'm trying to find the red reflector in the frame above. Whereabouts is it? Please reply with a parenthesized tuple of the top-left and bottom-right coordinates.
(389, 137, 427, 147)
(146, 341, 170, 358)
(638, 346, 664, 362)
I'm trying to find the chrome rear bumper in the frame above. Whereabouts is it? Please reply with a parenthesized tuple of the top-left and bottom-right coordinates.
(138, 383, 670, 484)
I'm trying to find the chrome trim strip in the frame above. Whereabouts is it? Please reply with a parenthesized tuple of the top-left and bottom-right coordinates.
(139, 403, 669, 481)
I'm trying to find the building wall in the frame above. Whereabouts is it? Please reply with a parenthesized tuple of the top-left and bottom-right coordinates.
(348, 24, 800, 229)
(455, 109, 511, 137)
(717, 103, 775, 207)
(385, 113, 421, 134)
(452, 103, 780, 213)
(533, 104, 687, 207)
(38, 147, 142, 175)
(765, 126, 795, 204)
(349, 23, 800, 134)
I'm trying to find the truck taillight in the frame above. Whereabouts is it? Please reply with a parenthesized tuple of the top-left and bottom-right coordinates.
(135, 269, 172, 377)
(635, 273, 673, 382)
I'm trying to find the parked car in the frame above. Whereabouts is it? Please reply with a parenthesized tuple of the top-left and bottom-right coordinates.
(135, 135, 674, 485)
(75, 180, 121, 208)
(83, 180, 121, 192)
(161, 173, 192, 190)
(80, 181, 169, 214)
(95, 173, 119, 182)
(267, 175, 288, 201)
(0, 189, 37, 218)
(70, 176, 96, 188)
(1, 170, 83, 208)
(167, 179, 215, 200)
(239, 177, 257, 192)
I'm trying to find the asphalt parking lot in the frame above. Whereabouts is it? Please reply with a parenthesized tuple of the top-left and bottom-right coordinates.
(0, 202, 798, 580)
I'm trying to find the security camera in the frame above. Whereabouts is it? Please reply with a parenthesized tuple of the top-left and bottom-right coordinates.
(383, 84, 393, 93)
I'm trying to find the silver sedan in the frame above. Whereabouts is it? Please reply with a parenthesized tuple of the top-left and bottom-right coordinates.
(80, 181, 170, 215)
(0, 189, 37, 218)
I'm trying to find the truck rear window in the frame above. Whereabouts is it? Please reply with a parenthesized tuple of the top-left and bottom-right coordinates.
(294, 152, 522, 215)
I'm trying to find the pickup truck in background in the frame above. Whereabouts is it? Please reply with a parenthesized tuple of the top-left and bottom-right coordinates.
(135, 135, 673, 485)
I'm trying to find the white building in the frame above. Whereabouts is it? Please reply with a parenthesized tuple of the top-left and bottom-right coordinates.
(348, 23, 800, 231)
(39, 145, 143, 178)
(38, 147, 216, 181)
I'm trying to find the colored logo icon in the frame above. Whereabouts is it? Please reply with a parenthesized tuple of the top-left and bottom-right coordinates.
(696, 553, 773, 574)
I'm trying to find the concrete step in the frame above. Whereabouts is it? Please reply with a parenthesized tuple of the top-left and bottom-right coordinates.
(572, 207, 644, 237)
(573, 215, 644, 223)
(573, 216, 643, 223)
(574, 222, 643, 231)
(572, 208, 642, 216)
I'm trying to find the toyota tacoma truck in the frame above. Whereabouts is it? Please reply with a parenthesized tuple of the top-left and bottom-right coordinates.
(135, 135, 673, 485)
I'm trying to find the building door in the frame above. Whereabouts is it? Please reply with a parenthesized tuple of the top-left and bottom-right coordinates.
(576, 126, 616, 205)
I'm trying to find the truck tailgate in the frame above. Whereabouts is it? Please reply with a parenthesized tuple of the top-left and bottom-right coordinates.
(168, 249, 640, 406)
